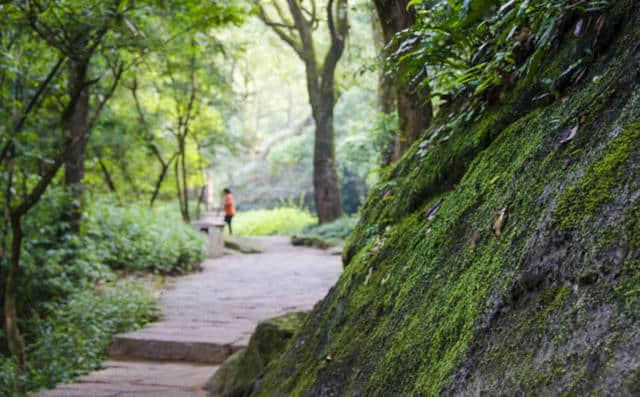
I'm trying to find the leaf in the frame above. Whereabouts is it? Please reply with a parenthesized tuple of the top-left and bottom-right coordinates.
(574, 18, 584, 37)
(470, 229, 479, 247)
(493, 207, 508, 237)
(425, 200, 442, 221)
(554, 123, 579, 148)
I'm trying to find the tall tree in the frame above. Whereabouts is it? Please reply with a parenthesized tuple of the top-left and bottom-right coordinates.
(373, 0, 433, 161)
(257, 0, 347, 223)
(21, 0, 129, 230)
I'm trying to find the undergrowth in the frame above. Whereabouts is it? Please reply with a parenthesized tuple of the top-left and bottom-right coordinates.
(0, 192, 203, 395)
(233, 207, 317, 236)
(86, 199, 205, 274)
(0, 281, 156, 396)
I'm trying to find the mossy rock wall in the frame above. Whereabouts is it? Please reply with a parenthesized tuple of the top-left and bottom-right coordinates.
(206, 312, 306, 397)
(254, 1, 640, 396)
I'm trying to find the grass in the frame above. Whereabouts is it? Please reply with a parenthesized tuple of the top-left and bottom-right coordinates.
(233, 207, 317, 236)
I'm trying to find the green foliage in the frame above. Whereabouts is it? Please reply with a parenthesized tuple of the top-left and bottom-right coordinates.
(392, 0, 612, 102)
(300, 215, 359, 243)
(0, 191, 202, 393)
(84, 199, 206, 274)
(0, 282, 156, 396)
(233, 207, 318, 236)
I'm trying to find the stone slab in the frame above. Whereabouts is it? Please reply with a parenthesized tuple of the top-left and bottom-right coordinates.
(33, 360, 216, 397)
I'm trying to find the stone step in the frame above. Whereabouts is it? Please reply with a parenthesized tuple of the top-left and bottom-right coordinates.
(108, 335, 244, 365)
(33, 360, 218, 397)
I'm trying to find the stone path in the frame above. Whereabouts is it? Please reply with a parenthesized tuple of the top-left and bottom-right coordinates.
(34, 236, 342, 397)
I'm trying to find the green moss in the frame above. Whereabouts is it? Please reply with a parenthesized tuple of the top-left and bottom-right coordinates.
(206, 312, 306, 396)
(255, 2, 640, 395)
(626, 367, 640, 395)
(555, 123, 640, 230)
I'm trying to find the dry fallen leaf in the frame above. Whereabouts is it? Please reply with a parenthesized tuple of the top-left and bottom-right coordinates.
(470, 229, 479, 247)
(493, 208, 508, 237)
(372, 237, 385, 254)
(554, 124, 579, 148)
(595, 15, 607, 36)
(364, 267, 373, 285)
(425, 200, 442, 221)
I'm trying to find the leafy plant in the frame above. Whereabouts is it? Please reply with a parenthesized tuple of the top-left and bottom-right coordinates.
(390, 0, 612, 102)
(84, 199, 206, 274)
(300, 215, 359, 242)
(0, 282, 156, 396)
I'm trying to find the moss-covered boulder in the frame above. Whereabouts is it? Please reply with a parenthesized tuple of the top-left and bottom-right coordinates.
(224, 237, 264, 254)
(254, 1, 640, 395)
(205, 312, 306, 397)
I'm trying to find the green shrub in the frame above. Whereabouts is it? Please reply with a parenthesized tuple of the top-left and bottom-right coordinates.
(0, 193, 201, 395)
(84, 200, 206, 274)
(233, 207, 317, 236)
(301, 215, 359, 241)
(0, 281, 156, 396)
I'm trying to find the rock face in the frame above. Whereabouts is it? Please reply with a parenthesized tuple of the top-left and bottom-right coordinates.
(205, 312, 306, 397)
(254, 2, 640, 396)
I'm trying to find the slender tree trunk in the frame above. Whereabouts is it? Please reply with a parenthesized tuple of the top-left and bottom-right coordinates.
(5, 214, 26, 372)
(64, 59, 89, 230)
(175, 157, 185, 222)
(180, 139, 190, 222)
(313, 103, 342, 222)
(372, 11, 396, 166)
(150, 160, 172, 207)
(374, 0, 432, 161)
(98, 157, 117, 194)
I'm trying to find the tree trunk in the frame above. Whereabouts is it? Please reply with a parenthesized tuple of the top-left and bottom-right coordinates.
(5, 214, 26, 371)
(175, 156, 187, 222)
(180, 139, 190, 222)
(150, 159, 172, 207)
(374, 0, 433, 161)
(372, 11, 396, 166)
(258, 0, 347, 223)
(313, 107, 342, 223)
(394, 91, 432, 160)
(64, 59, 89, 230)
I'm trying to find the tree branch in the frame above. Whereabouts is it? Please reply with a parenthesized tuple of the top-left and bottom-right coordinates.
(0, 56, 66, 166)
(11, 135, 79, 218)
(87, 62, 124, 132)
(257, 3, 304, 57)
(321, 0, 348, 94)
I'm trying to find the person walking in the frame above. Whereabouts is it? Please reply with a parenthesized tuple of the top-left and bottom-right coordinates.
(223, 188, 236, 235)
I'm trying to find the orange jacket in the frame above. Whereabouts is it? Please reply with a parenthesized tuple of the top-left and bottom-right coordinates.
(224, 193, 236, 216)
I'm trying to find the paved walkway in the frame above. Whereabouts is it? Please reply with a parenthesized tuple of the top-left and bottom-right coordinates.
(35, 236, 342, 397)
